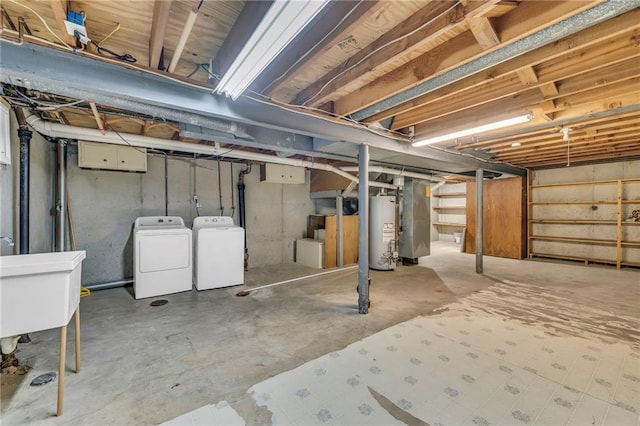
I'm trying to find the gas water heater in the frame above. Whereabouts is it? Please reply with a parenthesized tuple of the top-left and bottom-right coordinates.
(369, 195, 397, 270)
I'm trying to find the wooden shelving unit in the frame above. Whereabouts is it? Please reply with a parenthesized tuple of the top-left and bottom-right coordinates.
(431, 184, 466, 242)
(528, 178, 640, 269)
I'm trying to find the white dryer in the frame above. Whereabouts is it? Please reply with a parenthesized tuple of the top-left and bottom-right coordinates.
(133, 216, 192, 299)
(192, 216, 244, 290)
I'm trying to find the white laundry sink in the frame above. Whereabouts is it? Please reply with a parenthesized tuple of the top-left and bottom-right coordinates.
(0, 251, 86, 338)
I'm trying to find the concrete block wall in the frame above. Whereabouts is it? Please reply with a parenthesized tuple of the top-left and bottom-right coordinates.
(66, 149, 314, 284)
(531, 160, 640, 266)
(0, 110, 54, 256)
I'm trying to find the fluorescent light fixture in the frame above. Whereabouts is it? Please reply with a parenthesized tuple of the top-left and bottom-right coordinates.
(412, 113, 533, 147)
(215, 0, 329, 100)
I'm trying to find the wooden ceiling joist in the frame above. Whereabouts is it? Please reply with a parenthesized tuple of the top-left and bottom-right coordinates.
(149, 0, 173, 69)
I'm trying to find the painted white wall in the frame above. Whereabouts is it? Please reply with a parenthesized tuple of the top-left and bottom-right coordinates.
(0, 111, 54, 256)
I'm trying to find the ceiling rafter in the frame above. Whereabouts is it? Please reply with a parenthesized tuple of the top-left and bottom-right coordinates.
(149, 0, 173, 69)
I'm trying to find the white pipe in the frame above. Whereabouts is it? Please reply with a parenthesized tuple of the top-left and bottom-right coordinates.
(168, 8, 199, 73)
(24, 113, 395, 189)
(240, 265, 357, 294)
(340, 165, 444, 182)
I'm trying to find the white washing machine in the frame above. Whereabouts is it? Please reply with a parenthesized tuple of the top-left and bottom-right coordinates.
(192, 216, 244, 290)
(133, 216, 192, 299)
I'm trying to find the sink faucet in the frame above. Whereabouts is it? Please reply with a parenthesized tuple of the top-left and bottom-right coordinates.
(1, 236, 14, 246)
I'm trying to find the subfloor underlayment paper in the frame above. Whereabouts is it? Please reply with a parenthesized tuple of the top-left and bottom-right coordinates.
(168, 279, 640, 425)
(248, 279, 639, 426)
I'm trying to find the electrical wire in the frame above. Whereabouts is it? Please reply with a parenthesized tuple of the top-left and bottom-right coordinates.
(7, 0, 73, 49)
(14, 90, 85, 110)
(301, 2, 459, 107)
(97, 22, 120, 46)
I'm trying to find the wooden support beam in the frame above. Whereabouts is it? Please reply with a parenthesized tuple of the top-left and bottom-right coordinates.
(366, 11, 639, 126)
(293, 0, 493, 106)
(539, 82, 559, 97)
(50, 0, 76, 46)
(332, 0, 604, 117)
(516, 66, 539, 86)
(149, 0, 173, 69)
(467, 16, 500, 49)
(89, 102, 105, 133)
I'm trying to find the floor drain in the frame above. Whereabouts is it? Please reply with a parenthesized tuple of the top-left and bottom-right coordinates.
(236, 290, 250, 297)
(150, 299, 168, 307)
(30, 372, 56, 386)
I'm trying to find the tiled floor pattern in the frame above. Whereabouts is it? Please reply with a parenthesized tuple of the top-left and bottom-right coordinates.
(166, 279, 640, 425)
(248, 278, 639, 426)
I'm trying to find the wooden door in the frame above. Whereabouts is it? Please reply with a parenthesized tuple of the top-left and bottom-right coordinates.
(465, 177, 526, 259)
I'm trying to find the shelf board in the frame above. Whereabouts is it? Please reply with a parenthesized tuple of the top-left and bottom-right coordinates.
(529, 200, 640, 205)
(529, 235, 640, 246)
(433, 206, 466, 210)
(529, 220, 640, 225)
(530, 178, 640, 189)
(433, 222, 466, 227)
(433, 192, 466, 198)
(529, 252, 640, 268)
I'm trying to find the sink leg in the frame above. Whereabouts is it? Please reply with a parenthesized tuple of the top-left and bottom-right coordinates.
(74, 307, 80, 373)
(57, 325, 67, 417)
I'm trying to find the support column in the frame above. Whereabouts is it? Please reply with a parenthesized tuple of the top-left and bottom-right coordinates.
(475, 168, 484, 273)
(336, 195, 343, 267)
(17, 125, 32, 255)
(357, 144, 369, 314)
(57, 140, 67, 252)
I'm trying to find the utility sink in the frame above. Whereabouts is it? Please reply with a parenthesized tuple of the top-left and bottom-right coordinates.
(0, 251, 86, 338)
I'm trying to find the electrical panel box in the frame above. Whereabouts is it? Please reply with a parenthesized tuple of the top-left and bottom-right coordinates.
(78, 141, 147, 172)
(260, 164, 305, 184)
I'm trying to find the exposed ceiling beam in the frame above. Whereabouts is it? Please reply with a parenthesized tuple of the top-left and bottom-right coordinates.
(149, 0, 173, 69)
(292, 0, 477, 107)
(0, 40, 525, 176)
(49, 0, 76, 46)
(346, 0, 634, 121)
(256, 0, 382, 96)
(467, 16, 500, 49)
(363, 8, 640, 125)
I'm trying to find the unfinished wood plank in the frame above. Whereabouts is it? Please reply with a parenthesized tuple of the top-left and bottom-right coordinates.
(539, 82, 559, 97)
(49, 0, 76, 46)
(467, 16, 501, 49)
(293, 0, 481, 106)
(516, 66, 539, 86)
(365, 10, 640, 124)
(149, 0, 172, 69)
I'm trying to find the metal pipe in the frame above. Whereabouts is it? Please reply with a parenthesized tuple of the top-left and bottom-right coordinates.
(56, 139, 67, 252)
(475, 168, 483, 274)
(23, 114, 395, 190)
(339, 166, 444, 182)
(16, 111, 32, 255)
(85, 279, 133, 291)
(336, 195, 343, 268)
(164, 152, 168, 215)
(238, 163, 251, 270)
(217, 158, 224, 216)
(357, 144, 370, 314)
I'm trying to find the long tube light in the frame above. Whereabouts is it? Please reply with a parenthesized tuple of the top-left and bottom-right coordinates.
(215, 0, 329, 100)
(412, 113, 533, 147)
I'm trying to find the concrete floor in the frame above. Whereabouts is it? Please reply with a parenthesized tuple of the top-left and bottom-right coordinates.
(1, 242, 638, 424)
